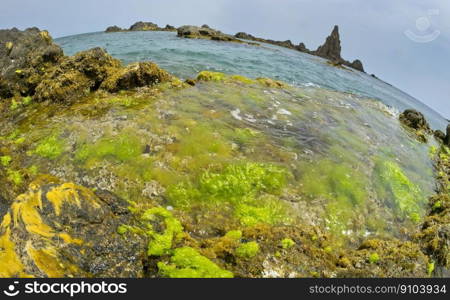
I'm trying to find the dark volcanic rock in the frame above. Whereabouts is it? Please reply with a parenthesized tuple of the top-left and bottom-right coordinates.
(178, 25, 242, 43)
(0, 182, 146, 277)
(0, 27, 63, 98)
(129, 21, 159, 31)
(105, 25, 124, 33)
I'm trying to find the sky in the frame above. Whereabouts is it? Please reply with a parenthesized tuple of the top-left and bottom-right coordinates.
(1, 0, 449, 119)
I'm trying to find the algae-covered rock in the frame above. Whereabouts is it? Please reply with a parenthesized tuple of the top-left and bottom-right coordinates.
(129, 21, 159, 31)
(0, 181, 146, 277)
(101, 62, 172, 92)
(34, 47, 121, 103)
(0, 27, 63, 98)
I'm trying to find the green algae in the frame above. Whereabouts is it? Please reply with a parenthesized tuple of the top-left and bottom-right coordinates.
(224, 230, 243, 240)
(281, 238, 295, 249)
(368, 253, 380, 264)
(236, 241, 260, 258)
(7, 169, 23, 186)
(141, 207, 184, 256)
(157, 247, 233, 278)
(374, 160, 425, 222)
(34, 135, 65, 159)
(167, 163, 290, 226)
(197, 71, 226, 82)
(0, 156, 12, 167)
(75, 132, 142, 164)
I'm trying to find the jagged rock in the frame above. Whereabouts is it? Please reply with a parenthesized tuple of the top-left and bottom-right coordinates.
(101, 61, 172, 92)
(312, 26, 365, 72)
(105, 26, 124, 33)
(314, 25, 342, 62)
(129, 21, 159, 31)
(34, 47, 122, 103)
(0, 182, 146, 277)
(0, 27, 63, 98)
(399, 109, 431, 132)
(178, 25, 241, 43)
(434, 129, 446, 141)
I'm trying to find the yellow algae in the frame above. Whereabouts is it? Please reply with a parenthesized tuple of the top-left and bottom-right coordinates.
(58, 233, 83, 245)
(11, 188, 54, 238)
(26, 242, 80, 278)
(46, 183, 101, 216)
(0, 217, 29, 277)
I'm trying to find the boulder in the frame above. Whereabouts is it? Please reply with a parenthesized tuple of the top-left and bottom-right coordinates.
(348, 59, 365, 72)
(129, 21, 159, 31)
(34, 47, 122, 103)
(101, 61, 172, 92)
(164, 24, 176, 31)
(399, 109, 431, 132)
(0, 27, 63, 98)
(105, 26, 124, 33)
(0, 182, 146, 277)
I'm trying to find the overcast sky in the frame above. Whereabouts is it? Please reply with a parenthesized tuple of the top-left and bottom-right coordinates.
(1, 0, 448, 118)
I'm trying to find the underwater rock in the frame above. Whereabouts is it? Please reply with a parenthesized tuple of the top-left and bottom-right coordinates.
(0, 27, 63, 98)
(101, 61, 172, 92)
(105, 26, 125, 33)
(178, 25, 243, 43)
(0, 182, 146, 277)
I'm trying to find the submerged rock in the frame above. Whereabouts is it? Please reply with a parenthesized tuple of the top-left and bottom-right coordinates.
(0, 182, 145, 277)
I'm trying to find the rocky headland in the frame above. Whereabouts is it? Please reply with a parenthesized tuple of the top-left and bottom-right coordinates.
(236, 25, 365, 72)
(0, 27, 449, 278)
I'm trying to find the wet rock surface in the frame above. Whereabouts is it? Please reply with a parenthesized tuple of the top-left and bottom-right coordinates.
(0, 182, 145, 277)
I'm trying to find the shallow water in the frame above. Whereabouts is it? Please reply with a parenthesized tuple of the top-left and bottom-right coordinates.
(0, 78, 436, 244)
(56, 31, 447, 130)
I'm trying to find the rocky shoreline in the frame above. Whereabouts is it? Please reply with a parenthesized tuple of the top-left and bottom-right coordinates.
(0, 27, 449, 278)
(105, 22, 365, 72)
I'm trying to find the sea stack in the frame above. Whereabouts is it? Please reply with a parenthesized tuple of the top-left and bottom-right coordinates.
(313, 25, 365, 72)
(314, 25, 342, 62)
